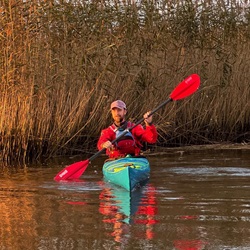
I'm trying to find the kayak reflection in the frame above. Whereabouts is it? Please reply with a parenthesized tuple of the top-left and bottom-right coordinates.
(99, 182, 158, 243)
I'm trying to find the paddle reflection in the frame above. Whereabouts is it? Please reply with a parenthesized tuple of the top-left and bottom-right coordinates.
(174, 239, 207, 250)
(99, 183, 158, 243)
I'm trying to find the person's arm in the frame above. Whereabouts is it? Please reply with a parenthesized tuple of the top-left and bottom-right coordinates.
(142, 124, 158, 143)
(97, 128, 114, 150)
(132, 122, 158, 144)
(138, 111, 158, 143)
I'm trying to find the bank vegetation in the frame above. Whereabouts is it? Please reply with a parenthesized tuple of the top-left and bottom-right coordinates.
(0, 0, 249, 162)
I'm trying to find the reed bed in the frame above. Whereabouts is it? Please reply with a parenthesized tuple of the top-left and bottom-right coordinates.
(0, 0, 249, 162)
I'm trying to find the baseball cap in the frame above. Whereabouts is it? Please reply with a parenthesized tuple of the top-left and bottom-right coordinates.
(110, 100, 127, 110)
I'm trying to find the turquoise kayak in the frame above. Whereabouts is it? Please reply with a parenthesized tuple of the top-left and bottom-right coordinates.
(102, 156, 150, 191)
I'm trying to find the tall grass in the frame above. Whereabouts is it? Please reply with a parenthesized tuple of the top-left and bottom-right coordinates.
(0, 0, 249, 162)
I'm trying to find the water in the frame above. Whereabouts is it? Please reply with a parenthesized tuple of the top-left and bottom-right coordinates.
(0, 148, 250, 250)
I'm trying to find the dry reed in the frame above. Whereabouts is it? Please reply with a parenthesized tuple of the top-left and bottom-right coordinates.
(0, 0, 249, 162)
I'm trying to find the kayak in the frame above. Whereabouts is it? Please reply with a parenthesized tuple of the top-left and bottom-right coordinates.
(102, 155, 150, 191)
(103, 156, 150, 191)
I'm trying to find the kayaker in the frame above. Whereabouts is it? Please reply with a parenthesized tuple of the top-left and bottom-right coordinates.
(97, 100, 158, 158)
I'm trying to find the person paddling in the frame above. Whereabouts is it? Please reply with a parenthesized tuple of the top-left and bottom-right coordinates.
(54, 74, 200, 181)
(97, 100, 158, 158)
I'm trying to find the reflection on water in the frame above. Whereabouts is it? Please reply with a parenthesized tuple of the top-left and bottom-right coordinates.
(99, 182, 158, 243)
(0, 149, 250, 249)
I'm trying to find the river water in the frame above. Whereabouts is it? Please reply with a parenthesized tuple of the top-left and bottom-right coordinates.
(0, 148, 250, 250)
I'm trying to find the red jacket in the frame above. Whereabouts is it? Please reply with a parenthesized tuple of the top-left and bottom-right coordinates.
(97, 121, 157, 158)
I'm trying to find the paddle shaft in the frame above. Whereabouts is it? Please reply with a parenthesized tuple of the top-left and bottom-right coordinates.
(88, 98, 173, 163)
(131, 97, 173, 129)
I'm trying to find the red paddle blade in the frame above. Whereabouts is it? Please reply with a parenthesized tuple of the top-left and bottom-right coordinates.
(54, 159, 90, 181)
(170, 74, 200, 100)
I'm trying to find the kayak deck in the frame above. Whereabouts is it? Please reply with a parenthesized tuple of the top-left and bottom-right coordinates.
(103, 156, 150, 191)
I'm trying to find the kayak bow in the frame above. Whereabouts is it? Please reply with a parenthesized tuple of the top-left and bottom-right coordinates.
(103, 156, 150, 191)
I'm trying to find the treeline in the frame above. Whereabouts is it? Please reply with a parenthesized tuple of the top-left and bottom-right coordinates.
(0, 0, 249, 162)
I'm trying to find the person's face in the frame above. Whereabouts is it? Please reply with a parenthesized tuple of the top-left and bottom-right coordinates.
(111, 107, 127, 123)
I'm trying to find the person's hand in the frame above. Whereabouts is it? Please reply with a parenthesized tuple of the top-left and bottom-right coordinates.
(144, 111, 153, 125)
(102, 141, 113, 149)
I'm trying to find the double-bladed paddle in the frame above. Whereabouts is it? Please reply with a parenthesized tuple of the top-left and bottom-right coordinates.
(54, 74, 200, 181)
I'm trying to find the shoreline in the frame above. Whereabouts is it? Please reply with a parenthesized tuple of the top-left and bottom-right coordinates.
(145, 143, 250, 156)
